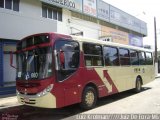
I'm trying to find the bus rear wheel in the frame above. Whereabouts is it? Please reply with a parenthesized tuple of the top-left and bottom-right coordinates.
(135, 77, 142, 93)
(80, 86, 97, 110)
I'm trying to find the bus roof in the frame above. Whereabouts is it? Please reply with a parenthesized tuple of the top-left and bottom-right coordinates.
(19, 32, 153, 53)
(71, 35, 153, 53)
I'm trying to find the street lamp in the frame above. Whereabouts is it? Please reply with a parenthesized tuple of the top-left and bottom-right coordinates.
(154, 17, 158, 76)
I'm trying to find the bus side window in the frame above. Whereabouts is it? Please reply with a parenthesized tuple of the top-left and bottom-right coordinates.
(130, 50, 139, 65)
(103, 46, 119, 66)
(119, 48, 130, 65)
(145, 52, 153, 65)
(83, 43, 103, 66)
(139, 52, 146, 65)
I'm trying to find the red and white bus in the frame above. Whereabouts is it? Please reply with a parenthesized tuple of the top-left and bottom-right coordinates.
(11, 32, 155, 109)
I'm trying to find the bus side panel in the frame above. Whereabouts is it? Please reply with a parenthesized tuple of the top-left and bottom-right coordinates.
(142, 65, 155, 85)
(81, 67, 109, 98)
(55, 67, 112, 108)
(64, 86, 79, 106)
(51, 84, 65, 108)
(61, 68, 109, 106)
(94, 68, 119, 96)
(112, 66, 134, 92)
(78, 67, 119, 98)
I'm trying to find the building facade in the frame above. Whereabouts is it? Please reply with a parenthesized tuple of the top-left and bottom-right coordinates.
(0, 0, 147, 94)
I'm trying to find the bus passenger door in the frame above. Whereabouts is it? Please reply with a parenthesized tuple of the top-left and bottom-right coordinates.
(54, 40, 80, 106)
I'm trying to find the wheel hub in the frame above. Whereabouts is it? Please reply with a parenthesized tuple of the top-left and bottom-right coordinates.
(85, 91, 94, 106)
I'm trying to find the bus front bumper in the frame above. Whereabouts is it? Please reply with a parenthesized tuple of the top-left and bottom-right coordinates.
(17, 92, 57, 108)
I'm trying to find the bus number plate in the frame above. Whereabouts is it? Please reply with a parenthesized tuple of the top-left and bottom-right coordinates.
(24, 97, 30, 102)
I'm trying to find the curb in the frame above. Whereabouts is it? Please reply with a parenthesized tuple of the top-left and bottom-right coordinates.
(155, 76, 160, 79)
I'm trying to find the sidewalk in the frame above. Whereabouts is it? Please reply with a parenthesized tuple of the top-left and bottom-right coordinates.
(155, 73, 160, 78)
(0, 95, 20, 109)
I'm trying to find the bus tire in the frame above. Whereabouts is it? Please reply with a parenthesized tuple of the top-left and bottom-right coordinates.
(80, 86, 97, 110)
(135, 77, 142, 93)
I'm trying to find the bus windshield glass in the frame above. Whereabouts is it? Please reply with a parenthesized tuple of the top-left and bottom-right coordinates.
(17, 47, 53, 80)
(17, 35, 50, 50)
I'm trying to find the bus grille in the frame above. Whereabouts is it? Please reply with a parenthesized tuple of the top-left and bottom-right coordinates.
(20, 97, 36, 105)
(20, 92, 37, 95)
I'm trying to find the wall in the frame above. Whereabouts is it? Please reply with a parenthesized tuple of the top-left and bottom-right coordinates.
(58, 10, 101, 39)
(0, 0, 57, 40)
(0, 0, 141, 43)
(101, 26, 129, 45)
(69, 17, 100, 39)
(57, 9, 71, 35)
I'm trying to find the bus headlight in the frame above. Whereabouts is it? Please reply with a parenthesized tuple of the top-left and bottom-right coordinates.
(16, 90, 20, 95)
(37, 84, 54, 97)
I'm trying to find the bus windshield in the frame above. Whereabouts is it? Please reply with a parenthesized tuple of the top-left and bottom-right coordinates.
(17, 35, 50, 50)
(17, 47, 53, 80)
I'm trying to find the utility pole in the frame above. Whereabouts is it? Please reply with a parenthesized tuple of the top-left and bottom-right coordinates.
(154, 17, 158, 76)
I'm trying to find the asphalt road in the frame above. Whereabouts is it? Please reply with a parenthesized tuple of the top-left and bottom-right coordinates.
(0, 78, 160, 120)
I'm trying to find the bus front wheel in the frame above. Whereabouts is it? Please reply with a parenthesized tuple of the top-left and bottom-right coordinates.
(135, 77, 142, 93)
(80, 86, 97, 110)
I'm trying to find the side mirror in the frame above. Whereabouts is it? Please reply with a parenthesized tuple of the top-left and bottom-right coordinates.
(10, 52, 17, 69)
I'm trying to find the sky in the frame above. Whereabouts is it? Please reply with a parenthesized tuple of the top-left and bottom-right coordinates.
(103, 0, 160, 50)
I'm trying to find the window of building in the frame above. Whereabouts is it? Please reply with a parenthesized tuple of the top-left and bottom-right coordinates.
(53, 10, 57, 20)
(83, 43, 103, 66)
(139, 51, 146, 65)
(0, 0, 19, 11)
(58, 10, 62, 21)
(42, 4, 62, 21)
(119, 48, 130, 65)
(0, 0, 4, 8)
(5, 0, 12, 9)
(145, 52, 153, 65)
(130, 50, 139, 65)
(42, 5, 47, 18)
(48, 7, 52, 19)
(103, 46, 119, 66)
(13, 0, 19, 11)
